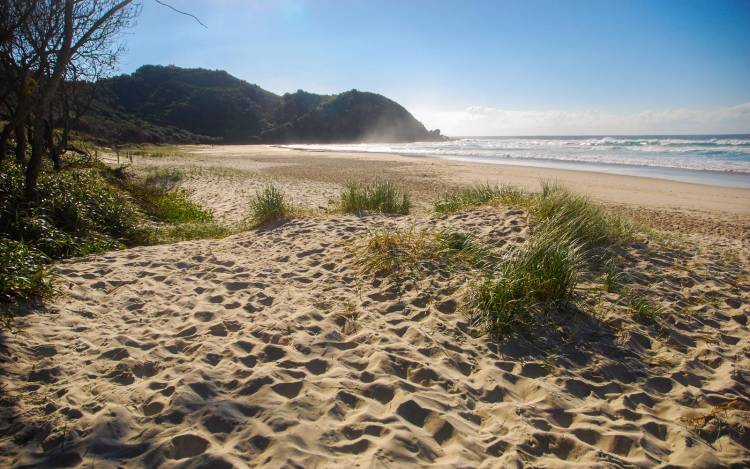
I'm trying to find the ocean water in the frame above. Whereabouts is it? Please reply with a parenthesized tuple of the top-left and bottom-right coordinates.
(286, 135, 750, 188)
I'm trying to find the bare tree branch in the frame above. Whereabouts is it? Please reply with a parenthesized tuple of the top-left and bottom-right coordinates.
(154, 0, 207, 29)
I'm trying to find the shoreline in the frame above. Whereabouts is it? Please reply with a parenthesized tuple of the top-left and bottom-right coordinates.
(280, 144, 750, 189)
(112, 144, 750, 242)
(259, 145, 750, 216)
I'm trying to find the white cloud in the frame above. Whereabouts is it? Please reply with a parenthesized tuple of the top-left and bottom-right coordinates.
(415, 103, 750, 136)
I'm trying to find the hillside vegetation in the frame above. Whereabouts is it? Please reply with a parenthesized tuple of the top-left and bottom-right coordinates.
(77, 65, 444, 144)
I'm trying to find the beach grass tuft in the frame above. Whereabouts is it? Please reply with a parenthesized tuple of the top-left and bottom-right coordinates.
(339, 179, 411, 214)
(434, 183, 529, 213)
(529, 182, 634, 248)
(115, 145, 188, 159)
(143, 166, 185, 188)
(249, 183, 290, 227)
(603, 263, 624, 292)
(628, 295, 664, 324)
(353, 228, 491, 281)
(464, 226, 583, 334)
(142, 221, 231, 243)
(464, 182, 635, 335)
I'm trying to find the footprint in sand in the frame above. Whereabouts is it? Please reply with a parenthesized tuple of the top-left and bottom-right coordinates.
(167, 434, 210, 459)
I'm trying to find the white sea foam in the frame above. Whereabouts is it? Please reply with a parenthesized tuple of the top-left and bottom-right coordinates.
(285, 136, 750, 174)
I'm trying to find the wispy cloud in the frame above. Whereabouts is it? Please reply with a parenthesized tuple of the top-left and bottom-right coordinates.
(416, 103, 750, 136)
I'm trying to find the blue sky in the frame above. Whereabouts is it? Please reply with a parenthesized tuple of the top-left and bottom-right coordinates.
(119, 0, 750, 135)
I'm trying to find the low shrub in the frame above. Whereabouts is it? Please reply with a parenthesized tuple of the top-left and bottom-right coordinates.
(0, 160, 142, 258)
(0, 157, 229, 325)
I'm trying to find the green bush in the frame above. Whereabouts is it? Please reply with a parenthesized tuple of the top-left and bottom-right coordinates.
(0, 161, 141, 258)
(249, 184, 289, 227)
(339, 179, 411, 214)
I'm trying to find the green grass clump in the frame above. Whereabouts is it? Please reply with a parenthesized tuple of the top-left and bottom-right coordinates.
(115, 145, 187, 159)
(529, 182, 633, 248)
(434, 184, 528, 213)
(118, 167, 211, 224)
(0, 238, 53, 306)
(143, 167, 185, 188)
(248, 184, 290, 227)
(463, 182, 636, 335)
(465, 228, 583, 334)
(434, 230, 493, 268)
(140, 189, 213, 223)
(141, 222, 231, 244)
(339, 179, 411, 214)
(602, 263, 623, 293)
(354, 230, 434, 278)
(0, 160, 142, 259)
(353, 229, 491, 281)
(627, 295, 664, 324)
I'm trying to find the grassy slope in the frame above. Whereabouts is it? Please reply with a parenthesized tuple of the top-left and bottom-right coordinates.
(0, 154, 232, 320)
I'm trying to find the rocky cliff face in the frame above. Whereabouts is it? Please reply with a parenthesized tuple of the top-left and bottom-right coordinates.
(80, 65, 444, 144)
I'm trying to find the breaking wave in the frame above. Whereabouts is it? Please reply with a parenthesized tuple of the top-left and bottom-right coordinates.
(286, 135, 750, 174)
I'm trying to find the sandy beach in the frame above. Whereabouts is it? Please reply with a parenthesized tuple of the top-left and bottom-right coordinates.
(122, 145, 750, 241)
(1, 145, 749, 468)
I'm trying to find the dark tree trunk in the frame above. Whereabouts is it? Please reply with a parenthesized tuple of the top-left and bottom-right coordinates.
(61, 99, 70, 150)
(0, 124, 11, 165)
(27, 121, 34, 147)
(25, 117, 46, 200)
(45, 119, 60, 171)
(14, 120, 26, 165)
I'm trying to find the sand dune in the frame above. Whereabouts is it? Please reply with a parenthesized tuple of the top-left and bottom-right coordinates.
(2, 207, 749, 467)
(1, 146, 749, 467)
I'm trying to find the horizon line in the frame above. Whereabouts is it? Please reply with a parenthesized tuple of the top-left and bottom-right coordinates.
(444, 133, 750, 138)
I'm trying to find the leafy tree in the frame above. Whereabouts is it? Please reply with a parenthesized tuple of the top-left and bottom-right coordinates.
(0, 0, 140, 198)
